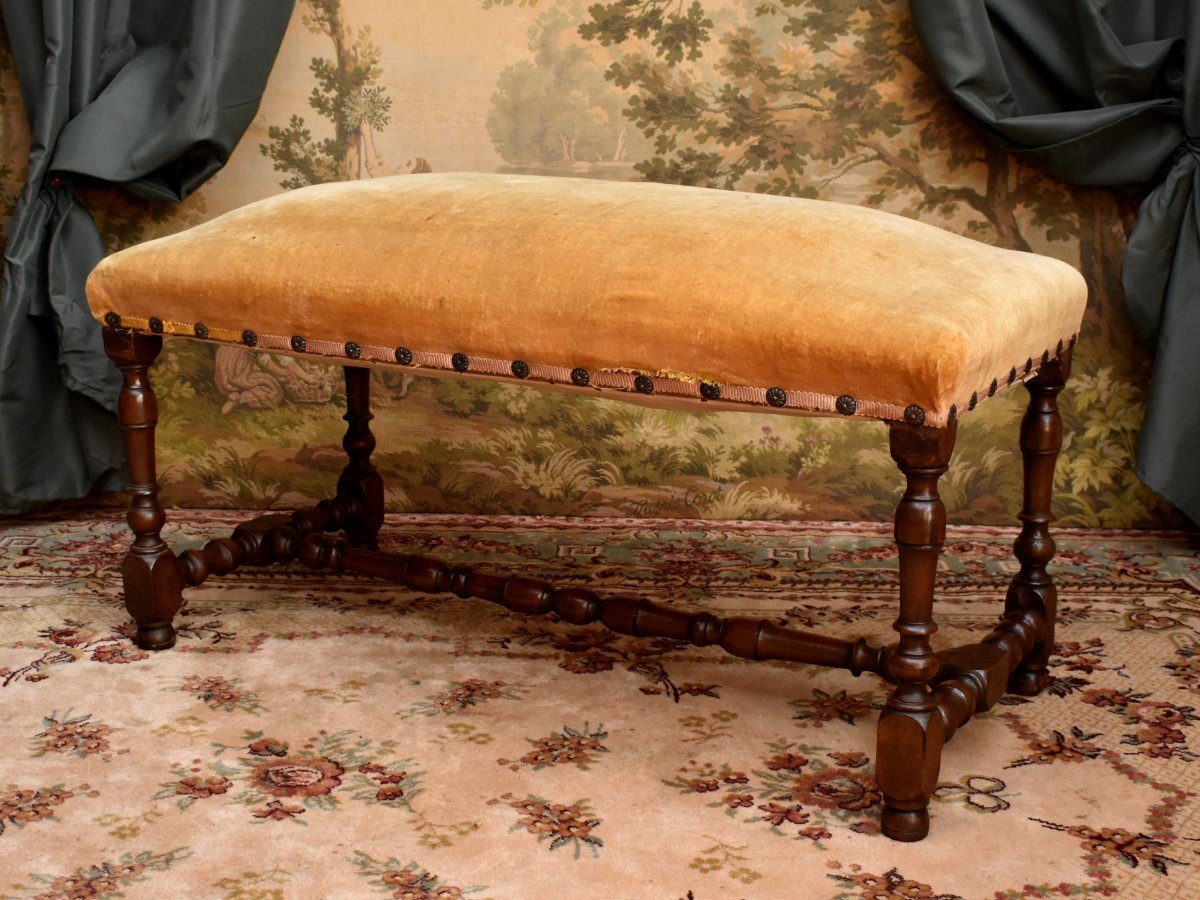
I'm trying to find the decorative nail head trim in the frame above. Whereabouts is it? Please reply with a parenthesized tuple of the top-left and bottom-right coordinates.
(98, 313, 1078, 430)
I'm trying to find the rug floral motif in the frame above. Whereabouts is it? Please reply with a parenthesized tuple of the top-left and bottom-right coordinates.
(1, 510, 1199, 898)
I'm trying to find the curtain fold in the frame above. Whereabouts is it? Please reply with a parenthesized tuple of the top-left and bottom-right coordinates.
(0, 0, 294, 513)
(910, 0, 1200, 523)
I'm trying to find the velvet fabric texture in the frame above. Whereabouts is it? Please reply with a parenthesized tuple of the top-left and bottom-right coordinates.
(86, 173, 1087, 422)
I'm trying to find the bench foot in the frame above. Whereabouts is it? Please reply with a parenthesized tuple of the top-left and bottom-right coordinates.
(1007, 667, 1049, 696)
(878, 700, 942, 842)
(134, 623, 177, 651)
(880, 805, 930, 843)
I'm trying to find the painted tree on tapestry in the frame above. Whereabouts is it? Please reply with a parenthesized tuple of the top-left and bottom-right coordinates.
(261, 0, 400, 187)
(487, 1, 650, 171)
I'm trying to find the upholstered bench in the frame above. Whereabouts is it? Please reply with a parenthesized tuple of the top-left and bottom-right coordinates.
(88, 173, 1087, 842)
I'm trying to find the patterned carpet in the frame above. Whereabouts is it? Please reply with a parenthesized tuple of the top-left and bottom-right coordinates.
(1, 511, 1199, 899)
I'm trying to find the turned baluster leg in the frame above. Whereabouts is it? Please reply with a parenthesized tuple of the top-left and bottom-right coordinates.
(102, 329, 184, 651)
(1007, 350, 1070, 695)
(337, 366, 384, 549)
(877, 421, 955, 842)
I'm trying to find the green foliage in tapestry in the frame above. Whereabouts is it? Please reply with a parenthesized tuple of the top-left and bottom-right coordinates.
(261, 0, 393, 187)
(488, 2, 650, 169)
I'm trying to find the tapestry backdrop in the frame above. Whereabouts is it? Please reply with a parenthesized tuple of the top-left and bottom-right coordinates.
(0, 1, 1175, 528)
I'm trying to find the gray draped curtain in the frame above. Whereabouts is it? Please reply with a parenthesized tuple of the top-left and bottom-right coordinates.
(0, 0, 294, 513)
(909, 0, 1199, 523)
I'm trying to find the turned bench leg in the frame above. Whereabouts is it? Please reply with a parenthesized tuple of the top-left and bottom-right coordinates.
(1007, 350, 1070, 695)
(336, 366, 385, 549)
(876, 421, 956, 842)
(103, 329, 184, 651)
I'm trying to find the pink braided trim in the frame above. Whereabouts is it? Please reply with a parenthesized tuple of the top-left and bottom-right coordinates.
(324, 342, 924, 422)
(100, 312, 1078, 427)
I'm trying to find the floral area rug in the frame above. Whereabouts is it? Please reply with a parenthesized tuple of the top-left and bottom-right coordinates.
(1, 511, 1199, 899)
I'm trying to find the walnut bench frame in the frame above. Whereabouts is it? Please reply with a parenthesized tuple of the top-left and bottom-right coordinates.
(101, 324, 1070, 843)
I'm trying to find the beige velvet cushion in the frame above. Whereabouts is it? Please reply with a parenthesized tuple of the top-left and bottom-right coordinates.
(87, 173, 1086, 425)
